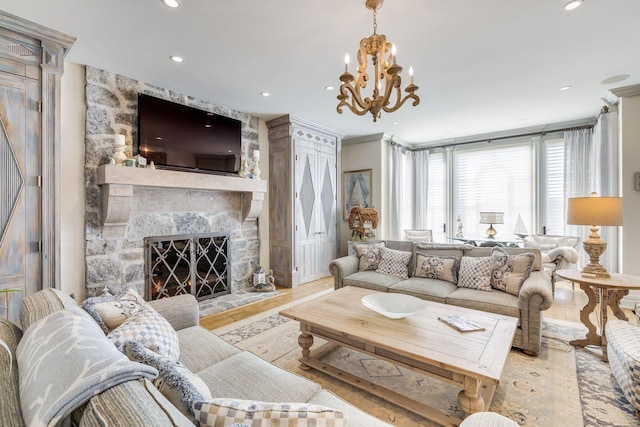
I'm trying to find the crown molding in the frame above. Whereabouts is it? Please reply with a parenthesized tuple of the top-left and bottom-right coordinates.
(610, 84, 640, 98)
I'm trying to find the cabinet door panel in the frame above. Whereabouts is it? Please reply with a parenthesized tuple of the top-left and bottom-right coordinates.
(295, 145, 318, 284)
(0, 72, 40, 303)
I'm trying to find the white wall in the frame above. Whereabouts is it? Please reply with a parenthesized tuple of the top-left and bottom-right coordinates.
(339, 135, 385, 256)
(60, 62, 86, 299)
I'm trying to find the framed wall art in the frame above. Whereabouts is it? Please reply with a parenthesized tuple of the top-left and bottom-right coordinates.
(343, 169, 372, 220)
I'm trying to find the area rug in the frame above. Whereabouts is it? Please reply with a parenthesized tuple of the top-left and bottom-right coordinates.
(214, 308, 635, 426)
(198, 290, 280, 318)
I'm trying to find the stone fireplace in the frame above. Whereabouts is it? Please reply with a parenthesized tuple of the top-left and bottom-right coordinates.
(145, 233, 230, 301)
(84, 66, 265, 298)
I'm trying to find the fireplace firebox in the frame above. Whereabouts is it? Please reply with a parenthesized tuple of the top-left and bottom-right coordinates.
(144, 233, 230, 301)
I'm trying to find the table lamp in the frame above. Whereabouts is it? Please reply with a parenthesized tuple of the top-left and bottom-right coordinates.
(479, 211, 504, 238)
(567, 192, 623, 278)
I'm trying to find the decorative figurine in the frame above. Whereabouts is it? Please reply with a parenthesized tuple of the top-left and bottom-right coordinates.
(456, 215, 464, 238)
(112, 134, 127, 166)
(252, 149, 261, 179)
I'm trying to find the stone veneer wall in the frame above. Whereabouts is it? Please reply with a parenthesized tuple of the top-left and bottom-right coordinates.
(84, 66, 260, 298)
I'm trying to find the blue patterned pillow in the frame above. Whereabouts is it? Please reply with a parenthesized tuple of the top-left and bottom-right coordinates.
(193, 399, 346, 427)
(376, 247, 412, 278)
(457, 256, 493, 291)
(413, 253, 459, 284)
(108, 304, 180, 361)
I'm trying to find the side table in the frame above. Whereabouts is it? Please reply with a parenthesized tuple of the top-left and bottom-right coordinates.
(555, 269, 640, 361)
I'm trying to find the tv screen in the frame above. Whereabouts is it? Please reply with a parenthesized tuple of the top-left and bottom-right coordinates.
(136, 94, 242, 174)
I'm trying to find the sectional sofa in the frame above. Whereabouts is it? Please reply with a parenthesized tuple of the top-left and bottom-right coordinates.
(329, 241, 554, 356)
(1, 288, 391, 426)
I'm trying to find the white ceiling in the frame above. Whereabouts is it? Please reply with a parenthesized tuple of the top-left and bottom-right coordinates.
(1, 0, 639, 145)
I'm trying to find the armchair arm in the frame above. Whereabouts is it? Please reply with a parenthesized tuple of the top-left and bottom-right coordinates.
(329, 256, 359, 289)
(147, 294, 199, 331)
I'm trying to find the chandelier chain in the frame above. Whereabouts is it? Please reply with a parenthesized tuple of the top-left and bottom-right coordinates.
(372, 9, 377, 34)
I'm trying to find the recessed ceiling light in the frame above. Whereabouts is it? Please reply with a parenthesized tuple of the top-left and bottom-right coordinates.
(519, 119, 528, 123)
(601, 74, 630, 85)
(325, 85, 334, 91)
(170, 55, 183, 63)
(392, 122, 399, 125)
(563, 0, 583, 11)
(162, 0, 181, 8)
(260, 92, 270, 97)
(204, 124, 212, 128)
(560, 85, 572, 91)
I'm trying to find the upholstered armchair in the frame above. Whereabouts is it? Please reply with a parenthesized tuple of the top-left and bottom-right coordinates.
(524, 235, 580, 291)
(404, 229, 433, 243)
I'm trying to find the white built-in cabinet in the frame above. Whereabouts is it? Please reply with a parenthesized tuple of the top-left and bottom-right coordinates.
(266, 116, 342, 287)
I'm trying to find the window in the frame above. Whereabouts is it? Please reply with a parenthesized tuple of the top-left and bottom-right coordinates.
(541, 138, 565, 235)
(426, 151, 445, 241)
(452, 142, 533, 239)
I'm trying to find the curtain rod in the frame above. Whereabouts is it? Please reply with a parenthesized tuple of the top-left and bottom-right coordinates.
(397, 123, 594, 152)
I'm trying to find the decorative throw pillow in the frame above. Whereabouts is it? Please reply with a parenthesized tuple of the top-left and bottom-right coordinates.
(413, 253, 459, 284)
(192, 399, 346, 427)
(375, 247, 412, 279)
(491, 247, 535, 296)
(353, 242, 386, 271)
(124, 341, 211, 417)
(108, 303, 180, 361)
(82, 287, 147, 334)
(457, 256, 493, 292)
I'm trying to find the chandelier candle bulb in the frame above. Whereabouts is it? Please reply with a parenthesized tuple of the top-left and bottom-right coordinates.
(391, 44, 397, 65)
(344, 53, 349, 72)
(409, 66, 414, 85)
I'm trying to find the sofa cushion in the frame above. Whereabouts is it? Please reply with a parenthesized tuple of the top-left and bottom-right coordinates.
(413, 252, 459, 284)
(463, 247, 543, 272)
(446, 288, 520, 319)
(193, 398, 346, 427)
(376, 247, 412, 278)
(457, 256, 493, 291)
(108, 303, 180, 361)
(176, 326, 241, 374)
(79, 379, 194, 427)
(125, 341, 212, 417)
(389, 278, 458, 304)
(197, 351, 321, 403)
(491, 248, 535, 296)
(343, 271, 404, 292)
(353, 242, 386, 271)
(16, 307, 159, 427)
(0, 319, 24, 427)
(82, 287, 147, 333)
(19, 288, 79, 331)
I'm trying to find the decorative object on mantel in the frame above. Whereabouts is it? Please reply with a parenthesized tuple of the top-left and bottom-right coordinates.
(238, 156, 248, 178)
(336, 0, 420, 122)
(348, 206, 379, 240)
(148, 161, 156, 169)
(479, 211, 504, 238)
(567, 192, 623, 278)
(456, 215, 464, 238)
(111, 134, 127, 166)
(252, 149, 261, 179)
(513, 213, 529, 238)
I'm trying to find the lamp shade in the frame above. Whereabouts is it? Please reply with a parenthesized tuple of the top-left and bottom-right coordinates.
(479, 212, 504, 224)
(567, 196, 623, 226)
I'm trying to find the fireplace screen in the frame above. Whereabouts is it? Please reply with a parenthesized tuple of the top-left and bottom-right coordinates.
(144, 233, 230, 301)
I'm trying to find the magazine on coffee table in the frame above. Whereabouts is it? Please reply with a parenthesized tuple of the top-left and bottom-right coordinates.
(438, 314, 485, 332)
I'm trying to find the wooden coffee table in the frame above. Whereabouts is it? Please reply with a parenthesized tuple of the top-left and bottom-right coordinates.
(279, 286, 518, 426)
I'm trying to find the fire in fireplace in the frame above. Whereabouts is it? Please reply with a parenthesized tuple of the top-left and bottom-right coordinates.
(144, 233, 230, 301)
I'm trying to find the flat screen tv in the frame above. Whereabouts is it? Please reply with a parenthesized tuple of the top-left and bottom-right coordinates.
(136, 93, 242, 175)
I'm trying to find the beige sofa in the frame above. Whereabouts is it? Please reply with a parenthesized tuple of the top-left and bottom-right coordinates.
(1, 288, 391, 426)
(329, 241, 554, 356)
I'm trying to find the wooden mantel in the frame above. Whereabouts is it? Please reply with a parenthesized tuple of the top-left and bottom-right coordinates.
(97, 164, 267, 238)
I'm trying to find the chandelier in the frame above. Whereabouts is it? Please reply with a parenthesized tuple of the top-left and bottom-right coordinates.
(337, 0, 420, 122)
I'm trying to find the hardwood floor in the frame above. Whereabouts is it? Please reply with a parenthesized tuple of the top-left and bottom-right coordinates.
(199, 276, 636, 330)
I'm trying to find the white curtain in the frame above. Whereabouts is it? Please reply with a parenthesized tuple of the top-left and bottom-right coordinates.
(388, 143, 404, 240)
(564, 111, 619, 271)
(411, 150, 430, 229)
